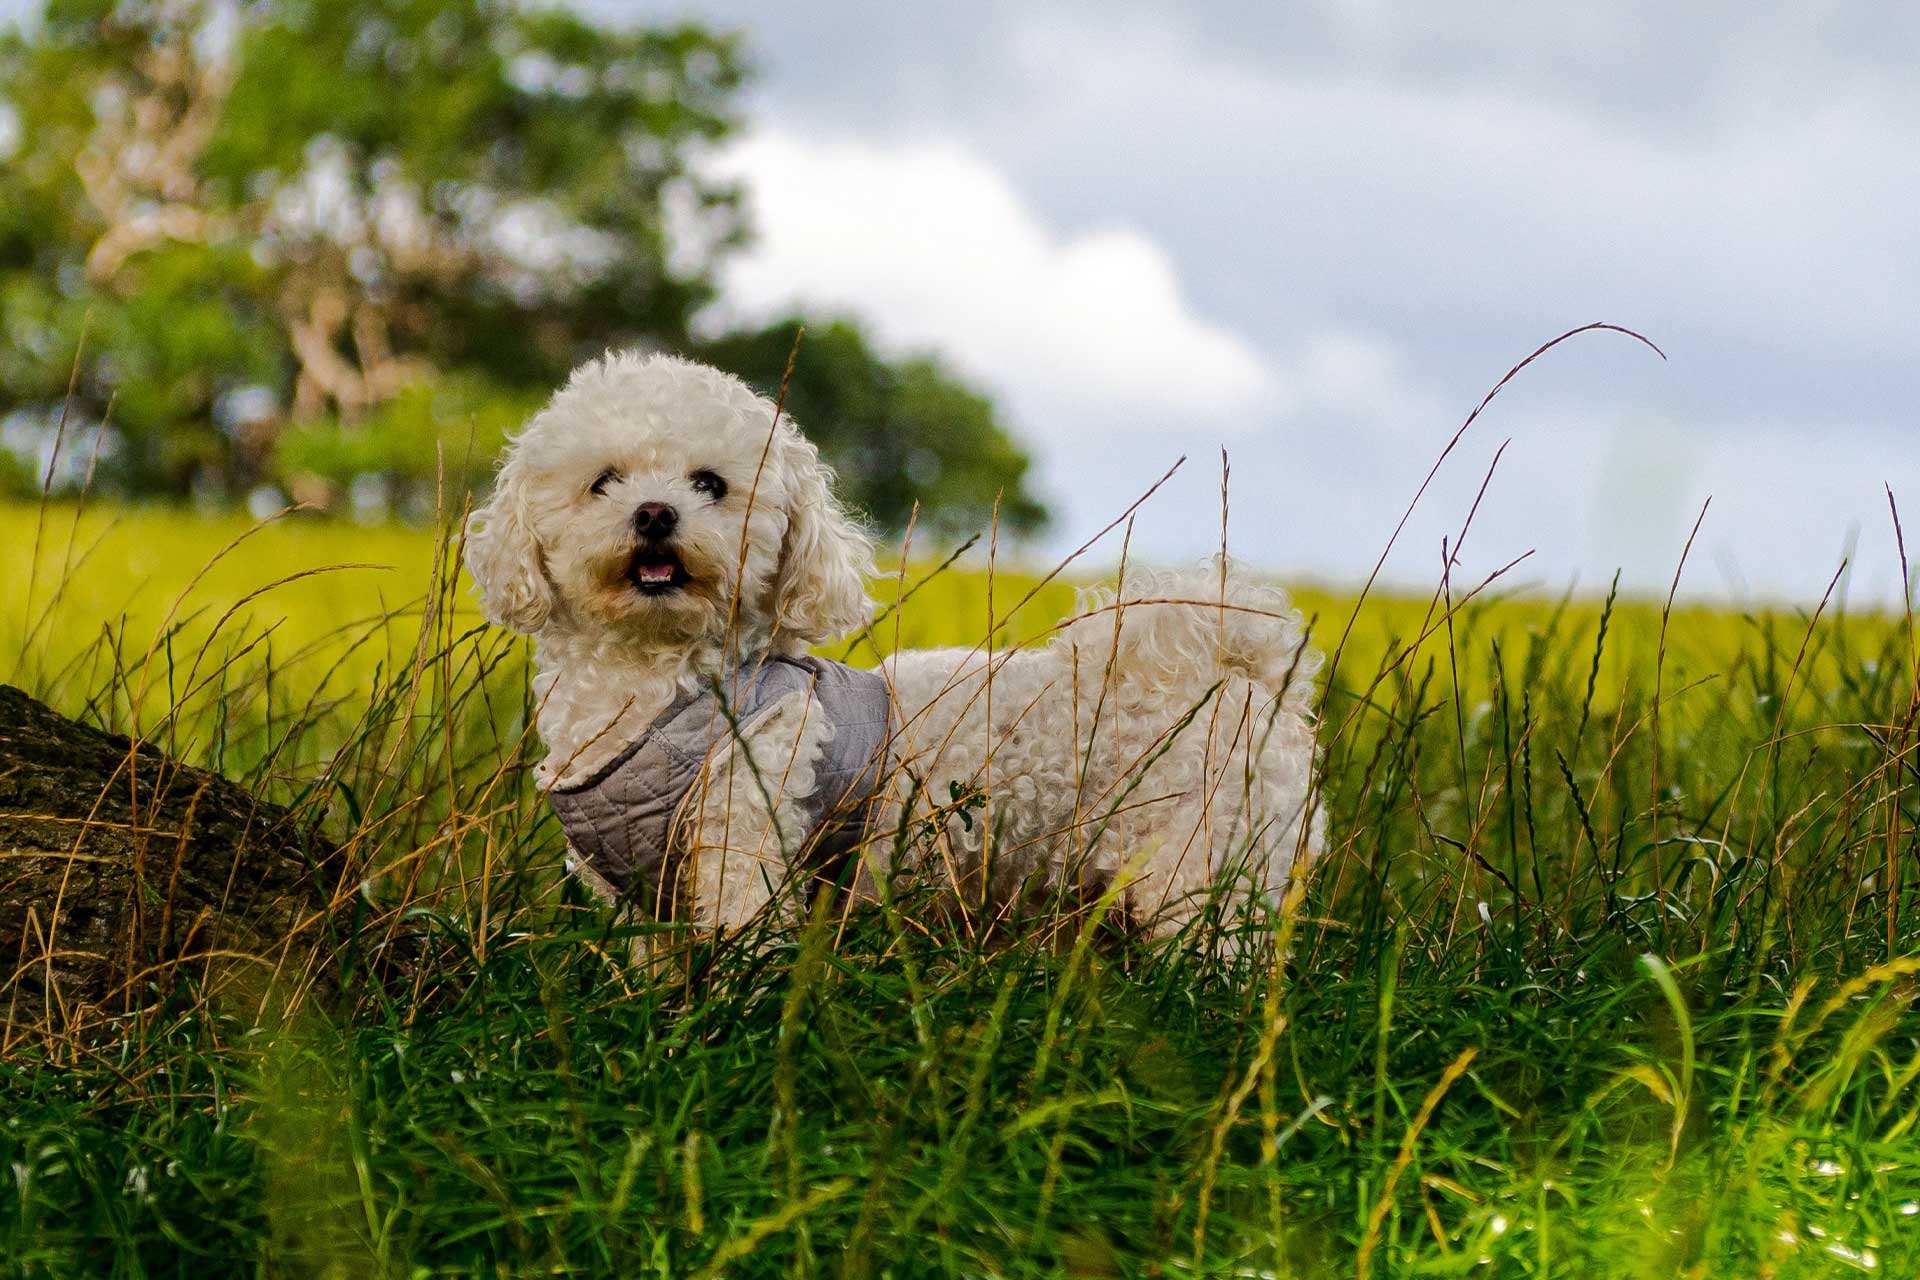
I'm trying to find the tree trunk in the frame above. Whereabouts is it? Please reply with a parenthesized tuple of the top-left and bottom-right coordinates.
(1, 684, 356, 1039)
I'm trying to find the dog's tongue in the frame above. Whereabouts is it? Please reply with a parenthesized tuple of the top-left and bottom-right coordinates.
(636, 561, 675, 584)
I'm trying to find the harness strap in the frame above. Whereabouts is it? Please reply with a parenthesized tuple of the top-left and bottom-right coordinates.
(546, 656, 890, 914)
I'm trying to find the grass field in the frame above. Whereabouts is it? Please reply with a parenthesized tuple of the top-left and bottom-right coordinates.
(6, 499, 1920, 1277)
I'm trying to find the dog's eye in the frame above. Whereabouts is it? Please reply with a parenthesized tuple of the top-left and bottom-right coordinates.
(589, 469, 620, 497)
(689, 470, 728, 502)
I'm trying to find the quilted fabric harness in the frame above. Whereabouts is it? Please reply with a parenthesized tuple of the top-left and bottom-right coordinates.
(546, 655, 891, 911)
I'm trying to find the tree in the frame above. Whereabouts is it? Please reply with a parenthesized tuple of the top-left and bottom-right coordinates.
(0, 0, 1048, 538)
(0, 0, 743, 499)
(700, 318, 1047, 543)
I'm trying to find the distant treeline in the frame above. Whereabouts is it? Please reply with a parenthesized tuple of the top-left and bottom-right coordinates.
(0, 0, 1046, 541)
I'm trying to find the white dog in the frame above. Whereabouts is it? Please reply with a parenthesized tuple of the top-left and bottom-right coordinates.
(465, 351, 1324, 943)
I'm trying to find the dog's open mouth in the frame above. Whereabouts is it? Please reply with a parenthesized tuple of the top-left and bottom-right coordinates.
(627, 545, 690, 595)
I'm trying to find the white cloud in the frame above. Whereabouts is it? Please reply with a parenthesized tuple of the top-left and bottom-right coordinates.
(694, 130, 1275, 435)
(637, 1, 1920, 601)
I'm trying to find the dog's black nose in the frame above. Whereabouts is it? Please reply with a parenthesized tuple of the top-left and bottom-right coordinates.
(633, 502, 678, 539)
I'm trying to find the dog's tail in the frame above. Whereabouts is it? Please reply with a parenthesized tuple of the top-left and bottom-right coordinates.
(1054, 557, 1322, 718)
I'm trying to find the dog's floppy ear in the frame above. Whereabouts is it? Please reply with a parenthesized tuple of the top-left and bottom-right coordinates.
(771, 424, 874, 646)
(464, 454, 554, 634)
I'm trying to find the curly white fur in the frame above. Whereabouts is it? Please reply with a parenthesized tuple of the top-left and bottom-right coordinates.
(467, 350, 1324, 941)
(465, 352, 872, 791)
(874, 565, 1324, 940)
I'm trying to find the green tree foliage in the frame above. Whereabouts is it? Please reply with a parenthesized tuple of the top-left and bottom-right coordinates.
(0, 0, 1047, 538)
(701, 318, 1048, 542)
(0, 0, 744, 499)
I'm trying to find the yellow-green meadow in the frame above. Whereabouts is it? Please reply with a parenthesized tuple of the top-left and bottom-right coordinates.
(6, 500, 1862, 738)
(8, 498, 1920, 1276)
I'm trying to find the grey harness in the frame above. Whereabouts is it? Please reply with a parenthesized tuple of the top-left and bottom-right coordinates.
(547, 655, 891, 911)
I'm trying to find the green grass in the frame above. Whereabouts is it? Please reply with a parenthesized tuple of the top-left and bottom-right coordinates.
(6, 500, 1920, 1277)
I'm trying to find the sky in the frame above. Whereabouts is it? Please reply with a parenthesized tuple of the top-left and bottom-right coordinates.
(6, 1, 1913, 603)
(616, 1, 1920, 605)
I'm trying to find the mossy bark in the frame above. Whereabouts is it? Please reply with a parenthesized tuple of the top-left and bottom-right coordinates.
(1, 684, 346, 1035)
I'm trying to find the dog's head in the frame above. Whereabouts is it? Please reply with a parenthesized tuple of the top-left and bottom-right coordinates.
(465, 352, 873, 654)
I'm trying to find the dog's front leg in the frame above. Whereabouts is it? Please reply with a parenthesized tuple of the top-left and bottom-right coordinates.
(678, 687, 835, 935)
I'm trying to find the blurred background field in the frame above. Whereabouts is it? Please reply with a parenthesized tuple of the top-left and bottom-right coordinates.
(3, 496, 1887, 752)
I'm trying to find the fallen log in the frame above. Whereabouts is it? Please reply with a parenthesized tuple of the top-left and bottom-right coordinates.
(1, 683, 355, 1037)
